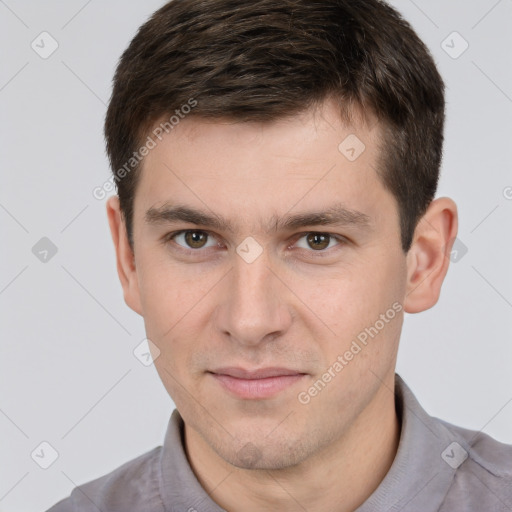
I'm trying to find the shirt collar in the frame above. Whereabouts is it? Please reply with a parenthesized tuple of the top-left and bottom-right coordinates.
(158, 374, 464, 512)
(356, 373, 460, 511)
(159, 408, 225, 512)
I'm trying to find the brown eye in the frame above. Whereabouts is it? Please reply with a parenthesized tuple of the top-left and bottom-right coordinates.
(306, 233, 331, 250)
(169, 230, 216, 250)
(293, 232, 344, 255)
(183, 231, 208, 248)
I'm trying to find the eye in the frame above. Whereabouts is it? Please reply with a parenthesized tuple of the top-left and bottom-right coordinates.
(168, 230, 219, 250)
(164, 230, 346, 258)
(294, 232, 344, 252)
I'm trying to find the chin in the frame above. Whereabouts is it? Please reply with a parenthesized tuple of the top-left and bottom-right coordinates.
(216, 434, 312, 471)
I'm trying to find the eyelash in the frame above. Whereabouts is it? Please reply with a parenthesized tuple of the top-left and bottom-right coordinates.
(163, 230, 347, 259)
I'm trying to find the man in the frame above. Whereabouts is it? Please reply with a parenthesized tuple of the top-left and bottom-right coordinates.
(47, 0, 512, 510)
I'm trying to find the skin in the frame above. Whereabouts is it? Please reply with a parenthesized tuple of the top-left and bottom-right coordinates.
(107, 97, 458, 512)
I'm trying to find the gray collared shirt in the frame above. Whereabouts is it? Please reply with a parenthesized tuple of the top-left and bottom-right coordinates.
(46, 374, 512, 511)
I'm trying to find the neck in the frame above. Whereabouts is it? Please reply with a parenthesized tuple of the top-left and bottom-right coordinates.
(184, 378, 400, 512)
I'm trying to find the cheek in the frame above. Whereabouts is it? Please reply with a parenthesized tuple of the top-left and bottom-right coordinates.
(299, 262, 396, 325)
(137, 274, 195, 380)
(137, 257, 198, 332)
(137, 259, 214, 366)
(295, 253, 404, 360)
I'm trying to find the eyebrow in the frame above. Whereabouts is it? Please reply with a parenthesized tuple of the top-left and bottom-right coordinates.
(145, 202, 372, 234)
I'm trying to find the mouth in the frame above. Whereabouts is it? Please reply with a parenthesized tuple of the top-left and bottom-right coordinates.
(208, 367, 308, 400)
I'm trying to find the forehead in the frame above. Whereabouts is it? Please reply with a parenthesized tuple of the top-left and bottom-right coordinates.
(133, 99, 395, 233)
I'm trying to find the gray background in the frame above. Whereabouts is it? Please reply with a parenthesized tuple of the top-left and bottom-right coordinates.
(1, 0, 511, 510)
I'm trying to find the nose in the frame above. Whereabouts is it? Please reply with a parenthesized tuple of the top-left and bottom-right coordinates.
(214, 249, 293, 347)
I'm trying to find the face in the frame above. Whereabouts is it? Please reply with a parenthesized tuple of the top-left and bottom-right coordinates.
(125, 99, 409, 470)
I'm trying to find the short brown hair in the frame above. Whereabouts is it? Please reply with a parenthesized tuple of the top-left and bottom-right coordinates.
(104, 0, 445, 252)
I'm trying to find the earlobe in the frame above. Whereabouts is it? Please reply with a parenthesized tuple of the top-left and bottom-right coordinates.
(106, 196, 143, 315)
(403, 197, 458, 314)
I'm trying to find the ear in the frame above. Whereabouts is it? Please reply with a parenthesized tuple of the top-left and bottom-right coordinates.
(404, 197, 458, 313)
(106, 195, 143, 315)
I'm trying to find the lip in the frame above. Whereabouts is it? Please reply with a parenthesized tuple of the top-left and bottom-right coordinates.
(209, 367, 307, 399)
